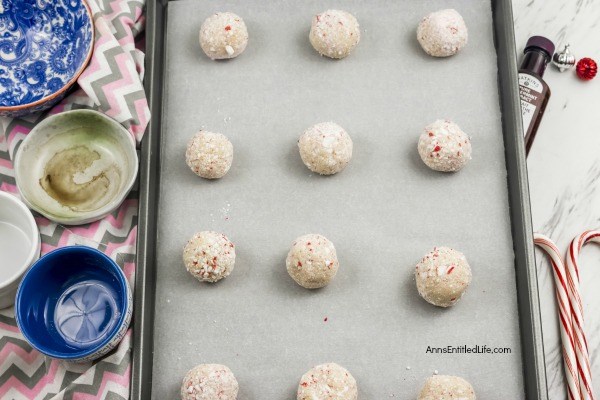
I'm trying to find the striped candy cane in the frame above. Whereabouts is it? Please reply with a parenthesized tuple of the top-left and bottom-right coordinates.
(534, 233, 580, 400)
(566, 231, 599, 400)
(535, 232, 597, 400)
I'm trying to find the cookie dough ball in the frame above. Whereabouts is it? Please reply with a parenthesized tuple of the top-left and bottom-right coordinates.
(298, 122, 353, 175)
(418, 375, 476, 400)
(181, 364, 239, 400)
(418, 120, 471, 172)
(183, 231, 236, 283)
(415, 247, 472, 307)
(200, 12, 248, 60)
(286, 234, 339, 289)
(309, 10, 360, 59)
(186, 130, 233, 179)
(417, 9, 468, 57)
(297, 363, 357, 400)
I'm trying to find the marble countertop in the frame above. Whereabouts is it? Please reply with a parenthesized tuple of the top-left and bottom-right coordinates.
(512, 0, 600, 398)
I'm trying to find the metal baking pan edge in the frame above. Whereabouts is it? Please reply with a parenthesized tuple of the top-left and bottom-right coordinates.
(491, 0, 548, 398)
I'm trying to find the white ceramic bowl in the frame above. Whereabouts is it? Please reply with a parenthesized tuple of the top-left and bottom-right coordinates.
(0, 191, 41, 309)
(14, 110, 138, 225)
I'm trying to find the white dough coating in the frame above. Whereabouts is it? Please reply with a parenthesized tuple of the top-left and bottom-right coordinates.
(286, 234, 339, 289)
(181, 364, 239, 400)
(418, 375, 476, 400)
(418, 120, 471, 172)
(186, 130, 233, 179)
(417, 9, 468, 57)
(297, 363, 358, 400)
(298, 122, 353, 175)
(415, 247, 472, 307)
(183, 231, 236, 283)
(309, 10, 360, 59)
(199, 12, 248, 60)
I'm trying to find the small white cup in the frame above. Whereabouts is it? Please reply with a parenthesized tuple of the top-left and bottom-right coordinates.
(0, 191, 41, 309)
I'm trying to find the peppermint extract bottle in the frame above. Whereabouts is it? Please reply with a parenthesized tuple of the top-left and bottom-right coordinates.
(518, 36, 554, 156)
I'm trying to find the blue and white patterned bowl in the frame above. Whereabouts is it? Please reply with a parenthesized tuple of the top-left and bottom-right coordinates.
(0, 0, 94, 117)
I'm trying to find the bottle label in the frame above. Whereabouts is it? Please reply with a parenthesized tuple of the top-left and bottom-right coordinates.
(518, 73, 543, 136)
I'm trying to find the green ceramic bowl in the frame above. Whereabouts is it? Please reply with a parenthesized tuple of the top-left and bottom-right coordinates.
(14, 110, 138, 225)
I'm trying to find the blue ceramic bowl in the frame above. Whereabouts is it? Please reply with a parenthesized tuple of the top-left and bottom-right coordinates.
(0, 0, 94, 117)
(15, 246, 132, 362)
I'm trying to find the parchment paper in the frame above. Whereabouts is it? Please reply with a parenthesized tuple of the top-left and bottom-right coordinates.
(152, 1, 524, 398)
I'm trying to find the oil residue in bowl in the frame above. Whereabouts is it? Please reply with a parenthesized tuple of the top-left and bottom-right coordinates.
(54, 280, 120, 349)
(39, 145, 119, 212)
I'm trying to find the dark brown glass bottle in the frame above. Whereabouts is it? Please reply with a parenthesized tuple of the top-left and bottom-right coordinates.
(518, 36, 554, 156)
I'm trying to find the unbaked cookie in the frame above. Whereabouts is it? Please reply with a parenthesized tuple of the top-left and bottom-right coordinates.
(309, 10, 360, 59)
(286, 234, 339, 289)
(415, 247, 472, 307)
(298, 122, 353, 175)
(297, 363, 357, 400)
(183, 231, 236, 283)
(417, 9, 468, 57)
(181, 364, 239, 400)
(186, 130, 233, 179)
(418, 375, 475, 400)
(418, 120, 471, 172)
(200, 12, 248, 60)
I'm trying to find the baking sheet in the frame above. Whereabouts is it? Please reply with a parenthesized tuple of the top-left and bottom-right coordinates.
(152, 0, 524, 398)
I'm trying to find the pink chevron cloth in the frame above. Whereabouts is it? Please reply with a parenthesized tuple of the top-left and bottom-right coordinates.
(0, 0, 148, 398)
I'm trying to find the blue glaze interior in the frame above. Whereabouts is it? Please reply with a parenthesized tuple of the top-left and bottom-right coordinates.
(0, 0, 93, 108)
(15, 246, 128, 359)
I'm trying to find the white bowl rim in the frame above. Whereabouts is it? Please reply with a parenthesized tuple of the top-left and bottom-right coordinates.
(13, 109, 139, 226)
(0, 191, 41, 291)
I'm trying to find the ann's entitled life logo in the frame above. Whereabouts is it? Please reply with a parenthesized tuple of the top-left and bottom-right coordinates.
(425, 345, 511, 355)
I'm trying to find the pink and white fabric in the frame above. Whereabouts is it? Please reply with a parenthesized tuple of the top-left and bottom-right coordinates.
(0, 0, 149, 398)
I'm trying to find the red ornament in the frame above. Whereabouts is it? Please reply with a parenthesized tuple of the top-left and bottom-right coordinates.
(576, 57, 598, 80)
